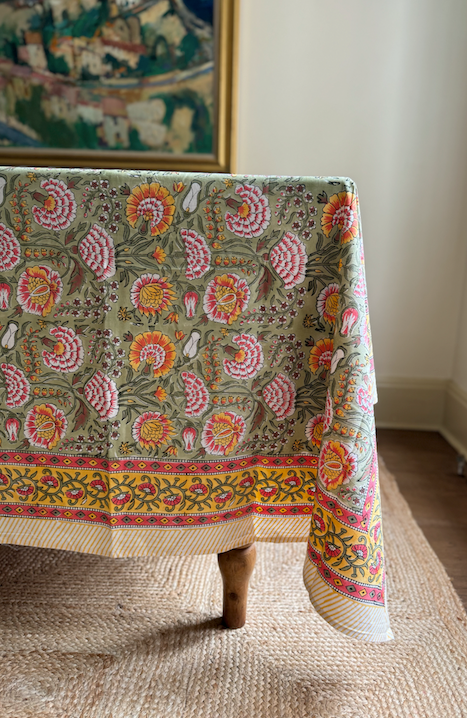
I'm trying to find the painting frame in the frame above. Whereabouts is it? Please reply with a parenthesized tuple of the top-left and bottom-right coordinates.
(0, 0, 238, 173)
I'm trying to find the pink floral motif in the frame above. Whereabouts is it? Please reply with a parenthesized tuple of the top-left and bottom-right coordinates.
(351, 544, 368, 561)
(17, 265, 63, 317)
(284, 475, 301, 487)
(239, 476, 254, 488)
(16, 485, 34, 497)
(5, 417, 19, 442)
(372, 521, 381, 543)
(262, 373, 296, 420)
(356, 385, 373, 414)
(325, 541, 341, 558)
(369, 550, 382, 575)
(223, 334, 264, 380)
(354, 267, 367, 298)
(84, 371, 119, 420)
(318, 440, 358, 490)
(360, 304, 371, 350)
(112, 492, 130, 506)
(203, 274, 250, 325)
(139, 482, 156, 495)
(0, 224, 20, 272)
(340, 307, 359, 336)
(313, 513, 326, 532)
(24, 403, 67, 450)
(270, 232, 307, 289)
(0, 283, 11, 310)
(42, 326, 84, 373)
(79, 224, 116, 281)
(215, 490, 232, 503)
(182, 426, 197, 451)
(1, 363, 30, 408)
(201, 411, 246, 456)
(181, 372, 209, 418)
(181, 228, 211, 279)
(66, 488, 84, 500)
(190, 482, 207, 495)
(32, 179, 77, 231)
(260, 486, 277, 498)
(90, 479, 107, 492)
(183, 290, 199, 318)
(41, 476, 58, 488)
(163, 494, 181, 506)
(225, 183, 271, 238)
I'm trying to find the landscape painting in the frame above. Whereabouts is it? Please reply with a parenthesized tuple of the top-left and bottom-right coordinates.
(0, 0, 236, 170)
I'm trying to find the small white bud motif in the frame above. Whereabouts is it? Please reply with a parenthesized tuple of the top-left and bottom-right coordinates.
(182, 182, 202, 213)
(183, 331, 201, 359)
(2, 322, 18, 350)
(330, 348, 345, 374)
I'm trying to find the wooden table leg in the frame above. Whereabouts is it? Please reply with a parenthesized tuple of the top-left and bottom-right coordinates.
(217, 542, 256, 629)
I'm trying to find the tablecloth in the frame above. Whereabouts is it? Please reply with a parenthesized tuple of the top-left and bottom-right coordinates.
(0, 166, 393, 642)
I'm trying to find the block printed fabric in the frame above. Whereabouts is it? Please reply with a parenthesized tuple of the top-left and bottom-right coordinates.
(0, 167, 393, 642)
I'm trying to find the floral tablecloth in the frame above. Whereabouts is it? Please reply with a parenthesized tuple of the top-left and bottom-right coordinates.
(0, 166, 392, 642)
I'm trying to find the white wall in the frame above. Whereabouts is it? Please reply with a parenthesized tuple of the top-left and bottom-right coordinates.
(452, 261, 467, 394)
(235, 0, 467, 383)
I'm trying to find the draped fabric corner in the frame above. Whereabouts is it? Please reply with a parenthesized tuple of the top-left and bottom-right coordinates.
(0, 167, 392, 642)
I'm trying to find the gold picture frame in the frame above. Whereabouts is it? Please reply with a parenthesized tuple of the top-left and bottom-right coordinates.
(0, 0, 238, 172)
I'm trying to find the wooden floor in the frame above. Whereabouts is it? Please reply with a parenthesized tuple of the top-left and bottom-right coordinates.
(377, 429, 467, 608)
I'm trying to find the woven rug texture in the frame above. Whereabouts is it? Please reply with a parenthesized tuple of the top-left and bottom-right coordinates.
(1, 462, 466, 718)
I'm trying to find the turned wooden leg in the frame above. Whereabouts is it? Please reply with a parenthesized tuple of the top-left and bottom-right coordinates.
(217, 543, 256, 629)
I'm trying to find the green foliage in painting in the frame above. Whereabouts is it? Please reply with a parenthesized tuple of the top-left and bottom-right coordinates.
(156, 89, 213, 154)
(47, 53, 70, 76)
(128, 128, 149, 153)
(177, 32, 201, 69)
(15, 86, 99, 149)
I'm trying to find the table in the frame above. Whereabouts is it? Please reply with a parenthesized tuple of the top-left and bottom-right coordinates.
(0, 166, 393, 642)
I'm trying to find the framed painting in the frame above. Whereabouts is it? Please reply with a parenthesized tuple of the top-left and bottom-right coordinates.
(0, 0, 238, 171)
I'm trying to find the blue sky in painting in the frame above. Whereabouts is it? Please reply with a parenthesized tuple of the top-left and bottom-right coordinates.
(184, 0, 214, 25)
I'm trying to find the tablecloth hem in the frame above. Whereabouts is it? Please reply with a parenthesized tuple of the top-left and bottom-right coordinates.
(303, 554, 393, 643)
(0, 514, 311, 558)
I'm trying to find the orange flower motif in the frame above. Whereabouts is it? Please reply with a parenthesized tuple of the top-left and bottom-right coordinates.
(308, 338, 333, 374)
(173, 181, 185, 193)
(166, 311, 179, 324)
(132, 411, 175, 450)
(126, 183, 175, 237)
(152, 246, 166, 263)
(129, 331, 176, 378)
(165, 445, 178, 456)
(316, 283, 340, 325)
(305, 414, 324, 448)
(321, 192, 359, 244)
(154, 386, 167, 401)
(130, 273, 176, 317)
(175, 330, 185, 341)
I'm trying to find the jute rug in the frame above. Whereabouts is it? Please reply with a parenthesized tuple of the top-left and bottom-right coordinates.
(1, 462, 466, 718)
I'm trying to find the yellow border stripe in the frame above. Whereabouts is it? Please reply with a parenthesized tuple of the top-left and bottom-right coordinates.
(0, 514, 310, 557)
